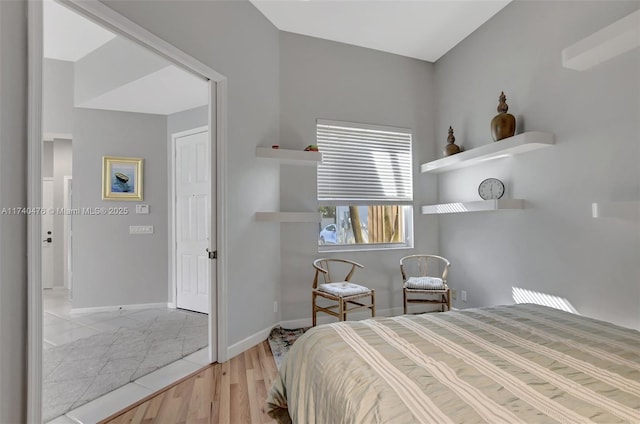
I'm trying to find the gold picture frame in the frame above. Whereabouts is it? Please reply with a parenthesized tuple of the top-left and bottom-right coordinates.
(102, 156, 144, 201)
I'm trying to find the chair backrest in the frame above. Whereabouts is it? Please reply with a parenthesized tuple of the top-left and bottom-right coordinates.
(313, 258, 364, 288)
(400, 254, 450, 283)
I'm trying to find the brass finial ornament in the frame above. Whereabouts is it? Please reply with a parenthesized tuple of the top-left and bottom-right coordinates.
(497, 91, 509, 113)
(443, 126, 461, 157)
(490, 91, 516, 141)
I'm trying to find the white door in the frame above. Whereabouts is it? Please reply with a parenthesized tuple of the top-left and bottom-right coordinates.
(42, 178, 54, 289)
(175, 129, 211, 314)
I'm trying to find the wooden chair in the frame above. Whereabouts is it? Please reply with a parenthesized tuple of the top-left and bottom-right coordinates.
(312, 258, 375, 326)
(400, 254, 451, 314)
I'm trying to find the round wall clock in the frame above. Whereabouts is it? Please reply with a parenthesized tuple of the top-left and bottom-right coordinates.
(478, 178, 505, 200)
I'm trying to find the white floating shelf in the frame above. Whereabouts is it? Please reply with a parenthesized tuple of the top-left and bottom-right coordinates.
(255, 211, 322, 223)
(562, 9, 640, 71)
(421, 199, 524, 215)
(421, 132, 554, 174)
(256, 147, 322, 165)
(592, 201, 640, 220)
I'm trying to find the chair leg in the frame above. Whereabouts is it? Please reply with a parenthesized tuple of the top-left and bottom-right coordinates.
(339, 297, 345, 321)
(371, 290, 376, 318)
(312, 292, 317, 327)
(403, 289, 407, 315)
(446, 289, 451, 311)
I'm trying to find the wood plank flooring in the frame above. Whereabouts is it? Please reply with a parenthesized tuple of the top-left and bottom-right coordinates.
(100, 341, 279, 424)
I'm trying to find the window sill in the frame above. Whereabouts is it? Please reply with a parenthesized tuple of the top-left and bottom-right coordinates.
(318, 242, 414, 253)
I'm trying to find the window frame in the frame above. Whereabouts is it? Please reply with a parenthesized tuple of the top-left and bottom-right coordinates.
(316, 119, 415, 252)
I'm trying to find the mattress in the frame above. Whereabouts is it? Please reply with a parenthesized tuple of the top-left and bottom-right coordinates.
(267, 304, 640, 423)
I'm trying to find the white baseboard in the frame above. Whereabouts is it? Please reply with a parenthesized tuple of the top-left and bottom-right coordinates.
(226, 325, 273, 359)
(70, 302, 171, 315)
(228, 307, 405, 359)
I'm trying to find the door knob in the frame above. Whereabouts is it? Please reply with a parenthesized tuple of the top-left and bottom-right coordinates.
(43, 237, 52, 243)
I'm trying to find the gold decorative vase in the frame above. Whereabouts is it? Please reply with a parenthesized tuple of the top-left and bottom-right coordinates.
(443, 126, 461, 157)
(490, 91, 516, 141)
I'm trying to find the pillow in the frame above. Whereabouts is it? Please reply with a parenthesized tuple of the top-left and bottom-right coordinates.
(404, 276, 445, 290)
(318, 282, 370, 296)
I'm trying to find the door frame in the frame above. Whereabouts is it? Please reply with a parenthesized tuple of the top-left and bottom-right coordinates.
(63, 175, 72, 291)
(41, 177, 54, 289)
(170, 126, 210, 311)
(27, 1, 229, 422)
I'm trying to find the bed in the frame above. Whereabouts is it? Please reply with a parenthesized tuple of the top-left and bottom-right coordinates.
(267, 304, 640, 423)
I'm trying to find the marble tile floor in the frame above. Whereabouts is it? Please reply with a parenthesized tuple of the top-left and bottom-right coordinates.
(43, 289, 209, 423)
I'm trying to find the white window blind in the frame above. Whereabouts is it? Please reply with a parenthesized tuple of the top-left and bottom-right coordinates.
(317, 119, 413, 205)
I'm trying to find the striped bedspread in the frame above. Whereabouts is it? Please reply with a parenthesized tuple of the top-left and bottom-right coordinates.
(267, 304, 640, 423)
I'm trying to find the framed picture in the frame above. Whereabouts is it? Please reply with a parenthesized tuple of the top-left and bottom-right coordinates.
(102, 156, 143, 201)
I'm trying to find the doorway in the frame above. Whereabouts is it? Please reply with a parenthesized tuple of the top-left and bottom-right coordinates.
(41, 177, 54, 289)
(172, 127, 212, 314)
(28, 1, 229, 422)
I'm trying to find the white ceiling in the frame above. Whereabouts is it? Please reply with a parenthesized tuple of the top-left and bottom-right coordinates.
(77, 65, 209, 116)
(43, 0, 116, 62)
(43, 0, 207, 116)
(43, 0, 512, 115)
(250, 0, 512, 62)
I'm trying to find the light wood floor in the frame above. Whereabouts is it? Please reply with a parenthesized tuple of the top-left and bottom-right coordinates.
(100, 340, 279, 424)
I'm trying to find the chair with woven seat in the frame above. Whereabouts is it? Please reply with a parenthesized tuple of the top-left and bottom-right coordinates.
(312, 258, 375, 326)
(400, 254, 451, 314)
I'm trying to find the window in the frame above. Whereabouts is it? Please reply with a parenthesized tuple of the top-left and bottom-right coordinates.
(317, 119, 413, 251)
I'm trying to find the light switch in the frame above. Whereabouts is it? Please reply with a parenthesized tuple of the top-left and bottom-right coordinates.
(136, 204, 149, 214)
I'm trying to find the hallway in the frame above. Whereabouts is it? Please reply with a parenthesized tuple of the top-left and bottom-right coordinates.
(43, 289, 209, 422)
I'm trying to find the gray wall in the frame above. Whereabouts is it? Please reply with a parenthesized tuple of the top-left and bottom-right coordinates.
(43, 58, 74, 135)
(43, 140, 54, 177)
(0, 0, 27, 421)
(433, 1, 640, 329)
(279, 32, 438, 322)
(72, 108, 169, 308)
(167, 105, 208, 136)
(101, 0, 281, 345)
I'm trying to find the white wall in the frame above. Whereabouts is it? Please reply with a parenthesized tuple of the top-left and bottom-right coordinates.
(0, 0, 27, 421)
(433, 1, 640, 329)
(101, 0, 281, 345)
(278, 32, 438, 322)
(72, 108, 169, 308)
(74, 36, 168, 106)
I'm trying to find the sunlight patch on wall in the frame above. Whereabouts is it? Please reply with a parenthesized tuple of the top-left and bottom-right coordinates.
(512, 287, 578, 314)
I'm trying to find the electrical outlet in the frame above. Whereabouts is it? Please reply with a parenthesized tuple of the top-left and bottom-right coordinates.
(451, 289, 457, 300)
(129, 225, 154, 234)
(461, 290, 467, 302)
(273, 301, 278, 313)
